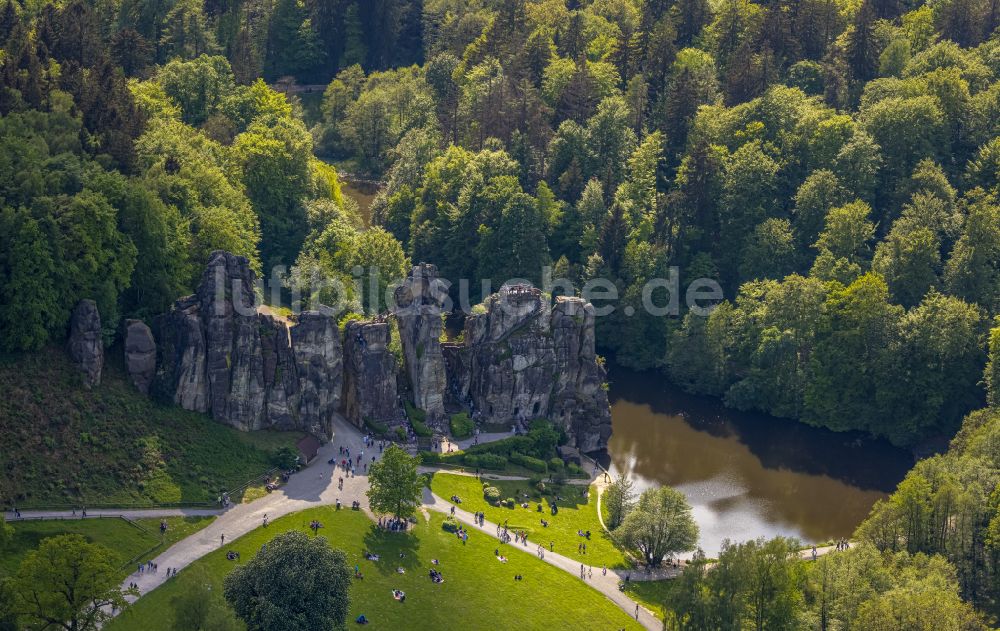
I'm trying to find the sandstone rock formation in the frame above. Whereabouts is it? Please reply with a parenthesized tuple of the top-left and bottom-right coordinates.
(153, 294, 209, 413)
(146, 251, 610, 449)
(342, 320, 399, 428)
(152, 251, 342, 438)
(68, 299, 103, 387)
(291, 311, 344, 436)
(444, 286, 612, 452)
(394, 263, 447, 423)
(124, 319, 156, 394)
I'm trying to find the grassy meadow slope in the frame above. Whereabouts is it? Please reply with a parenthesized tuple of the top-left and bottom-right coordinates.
(0, 347, 302, 507)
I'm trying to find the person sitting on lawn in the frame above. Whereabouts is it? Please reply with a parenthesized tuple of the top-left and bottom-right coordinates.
(392, 590, 406, 602)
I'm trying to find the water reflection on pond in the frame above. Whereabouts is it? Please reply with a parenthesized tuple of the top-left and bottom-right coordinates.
(605, 366, 914, 556)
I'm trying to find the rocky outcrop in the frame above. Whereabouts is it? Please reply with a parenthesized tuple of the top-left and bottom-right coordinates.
(153, 295, 209, 412)
(291, 312, 343, 437)
(445, 286, 612, 452)
(68, 299, 103, 387)
(145, 251, 609, 449)
(394, 263, 447, 423)
(124, 319, 156, 394)
(548, 296, 612, 452)
(152, 251, 342, 438)
(342, 320, 399, 428)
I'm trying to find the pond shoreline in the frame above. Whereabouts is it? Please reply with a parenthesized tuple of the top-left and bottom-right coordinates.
(604, 363, 913, 555)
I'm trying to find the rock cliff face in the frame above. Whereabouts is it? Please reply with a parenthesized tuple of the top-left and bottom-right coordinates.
(394, 264, 447, 423)
(141, 251, 609, 449)
(124, 319, 156, 394)
(68, 299, 103, 388)
(152, 251, 342, 438)
(444, 287, 612, 452)
(342, 320, 399, 428)
(291, 312, 344, 436)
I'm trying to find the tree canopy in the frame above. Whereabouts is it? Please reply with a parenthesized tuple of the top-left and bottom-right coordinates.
(366, 444, 424, 520)
(223, 530, 351, 631)
(5, 535, 133, 631)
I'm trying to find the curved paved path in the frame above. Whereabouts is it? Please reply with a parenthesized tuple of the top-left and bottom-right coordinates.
(4, 508, 221, 521)
(424, 488, 659, 629)
(79, 416, 659, 628)
(12, 416, 847, 629)
(113, 415, 374, 604)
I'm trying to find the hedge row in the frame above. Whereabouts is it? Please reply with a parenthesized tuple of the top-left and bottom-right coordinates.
(510, 452, 547, 473)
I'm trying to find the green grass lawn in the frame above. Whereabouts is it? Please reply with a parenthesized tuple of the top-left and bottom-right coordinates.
(107, 507, 641, 631)
(623, 579, 679, 621)
(0, 347, 304, 507)
(0, 516, 215, 580)
(429, 472, 630, 569)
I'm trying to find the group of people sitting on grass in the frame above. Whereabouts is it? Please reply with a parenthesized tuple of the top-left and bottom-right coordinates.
(378, 516, 409, 531)
(428, 567, 444, 583)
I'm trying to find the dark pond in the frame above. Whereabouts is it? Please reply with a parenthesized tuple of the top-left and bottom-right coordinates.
(605, 366, 914, 556)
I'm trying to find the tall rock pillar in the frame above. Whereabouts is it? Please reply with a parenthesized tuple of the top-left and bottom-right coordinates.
(68, 299, 103, 388)
(342, 320, 399, 429)
(393, 263, 447, 423)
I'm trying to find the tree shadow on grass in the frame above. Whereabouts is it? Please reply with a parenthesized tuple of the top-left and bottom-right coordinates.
(361, 524, 422, 578)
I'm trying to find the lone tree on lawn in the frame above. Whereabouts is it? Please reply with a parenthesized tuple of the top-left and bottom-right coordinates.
(6, 534, 134, 631)
(604, 473, 636, 529)
(223, 530, 351, 631)
(367, 443, 423, 521)
(618, 486, 699, 567)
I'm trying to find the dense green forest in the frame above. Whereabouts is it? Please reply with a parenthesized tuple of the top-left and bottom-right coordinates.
(6, 0, 1000, 448)
(5, 0, 1000, 624)
(0, 0, 999, 445)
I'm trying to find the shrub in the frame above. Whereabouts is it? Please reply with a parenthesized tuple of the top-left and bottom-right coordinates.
(465, 435, 534, 456)
(548, 457, 564, 472)
(442, 516, 460, 533)
(394, 426, 407, 442)
(463, 454, 479, 468)
(365, 419, 389, 437)
(339, 312, 365, 330)
(484, 486, 501, 502)
(503, 497, 516, 508)
(411, 418, 433, 438)
(567, 463, 584, 476)
(510, 452, 547, 473)
(270, 446, 300, 469)
(419, 451, 441, 465)
(405, 401, 427, 424)
(476, 454, 507, 470)
(450, 412, 475, 439)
